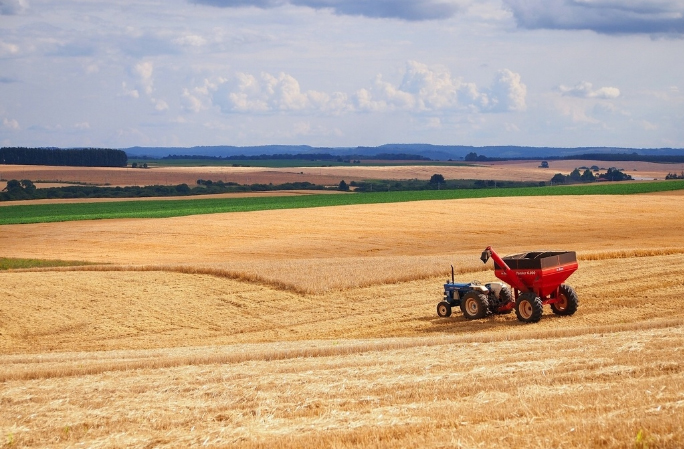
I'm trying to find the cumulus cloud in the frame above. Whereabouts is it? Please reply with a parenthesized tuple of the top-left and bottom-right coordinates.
(209, 71, 350, 113)
(0, 0, 28, 15)
(503, 0, 684, 34)
(190, 62, 526, 117)
(559, 82, 620, 99)
(355, 61, 526, 113)
(188, 0, 470, 21)
(3, 118, 20, 130)
(134, 61, 155, 96)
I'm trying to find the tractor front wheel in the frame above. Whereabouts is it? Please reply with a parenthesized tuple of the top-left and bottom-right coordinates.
(461, 291, 489, 320)
(551, 284, 579, 316)
(515, 292, 543, 323)
(437, 301, 452, 318)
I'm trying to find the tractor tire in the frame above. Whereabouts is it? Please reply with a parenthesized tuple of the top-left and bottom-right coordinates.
(493, 286, 514, 314)
(437, 301, 452, 318)
(515, 292, 543, 323)
(551, 284, 579, 316)
(461, 291, 489, 320)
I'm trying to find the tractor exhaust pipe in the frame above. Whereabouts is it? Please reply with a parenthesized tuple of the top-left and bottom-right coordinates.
(451, 265, 455, 283)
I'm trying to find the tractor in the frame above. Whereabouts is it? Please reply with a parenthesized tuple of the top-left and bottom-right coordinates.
(437, 265, 514, 320)
(437, 246, 579, 323)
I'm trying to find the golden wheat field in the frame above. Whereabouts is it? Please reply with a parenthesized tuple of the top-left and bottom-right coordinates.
(1, 159, 681, 189)
(2, 191, 684, 447)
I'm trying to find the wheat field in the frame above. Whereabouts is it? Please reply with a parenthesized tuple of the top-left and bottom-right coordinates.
(1, 159, 679, 189)
(1, 191, 684, 447)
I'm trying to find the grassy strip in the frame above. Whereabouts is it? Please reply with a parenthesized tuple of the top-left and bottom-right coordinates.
(0, 257, 96, 270)
(1, 180, 683, 225)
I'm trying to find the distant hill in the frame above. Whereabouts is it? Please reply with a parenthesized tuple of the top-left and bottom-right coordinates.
(123, 144, 684, 161)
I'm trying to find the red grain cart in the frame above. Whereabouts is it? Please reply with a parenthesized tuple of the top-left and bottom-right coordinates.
(480, 246, 579, 323)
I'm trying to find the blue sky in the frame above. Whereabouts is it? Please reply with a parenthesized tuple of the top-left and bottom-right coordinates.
(1, 0, 683, 149)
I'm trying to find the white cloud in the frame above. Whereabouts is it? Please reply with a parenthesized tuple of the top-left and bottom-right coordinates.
(2, 118, 20, 130)
(0, 41, 19, 56)
(559, 82, 620, 99)
(503, 0, 684, 34)
(0, 0, 28, 15)
(74, 122, 90, 129)
(134, 61, 155, 96)
(209, 71, 350, 113)
(488, 69, 527, 112)
(193, 63, 527, 117)
(189, 0, 472, 21)
(355, 62, 526, 113)
(153, 99, 169, 111)
(121, 82, 140, 99)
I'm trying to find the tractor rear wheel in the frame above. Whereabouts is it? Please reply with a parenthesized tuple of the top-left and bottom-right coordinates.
(551, 284, 579, 316)
(493, 286, 513, 314)
(461, 291, 489, 320)
(515, 292, 543, 323)
(437, 301, 452, 318)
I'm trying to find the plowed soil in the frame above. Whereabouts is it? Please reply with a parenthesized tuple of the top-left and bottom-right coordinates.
(1, 190, 683, 448)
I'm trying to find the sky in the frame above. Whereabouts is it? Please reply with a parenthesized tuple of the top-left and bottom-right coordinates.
(1, 0, 683, 149)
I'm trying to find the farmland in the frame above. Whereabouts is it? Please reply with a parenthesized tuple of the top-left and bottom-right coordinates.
(1, 162, 684, 447)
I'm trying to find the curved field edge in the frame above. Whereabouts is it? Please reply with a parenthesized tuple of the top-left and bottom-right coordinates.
(2, 179, 684, 225)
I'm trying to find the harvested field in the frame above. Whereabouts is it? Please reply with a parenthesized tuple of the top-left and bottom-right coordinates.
(2, 159, 681, 189)
(1, 190, 684, 447)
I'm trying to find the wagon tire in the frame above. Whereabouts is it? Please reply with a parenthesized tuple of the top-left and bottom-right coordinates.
(493, 286, 514, 314)
(437, 301, 452, 318)
(515, 292, 543, 323)
(461, 291, 489, 320)
(551, 284, 579, 316)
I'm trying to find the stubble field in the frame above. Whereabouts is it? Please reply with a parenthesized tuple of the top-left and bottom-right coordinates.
(1, 189, 684, 447)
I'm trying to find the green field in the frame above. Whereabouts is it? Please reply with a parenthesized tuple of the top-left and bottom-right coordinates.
(0, 257, 96, 270)
(1, 180, 683, 225)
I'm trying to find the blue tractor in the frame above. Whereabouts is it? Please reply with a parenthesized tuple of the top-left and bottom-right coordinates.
(437, 265, 513, 320)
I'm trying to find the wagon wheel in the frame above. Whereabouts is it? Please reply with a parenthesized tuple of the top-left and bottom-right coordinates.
(461, 291, 489, 320)
(515, 292, 543, 323)
(551, 284, 579, 316)
(437, 301, 452, 318)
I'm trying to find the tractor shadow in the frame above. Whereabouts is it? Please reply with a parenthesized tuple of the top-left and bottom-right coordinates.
(416, 311, 567, 334)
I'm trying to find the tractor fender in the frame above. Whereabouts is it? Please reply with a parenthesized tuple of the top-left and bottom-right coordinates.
(487, 282, 504, 298)
(471, 285, 489, 294)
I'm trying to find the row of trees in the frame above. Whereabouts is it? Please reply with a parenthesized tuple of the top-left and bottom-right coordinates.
(551, 167, 633, 184)
(0, 147, 127, 167)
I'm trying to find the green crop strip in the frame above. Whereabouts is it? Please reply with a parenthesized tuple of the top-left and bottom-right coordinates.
(1, 180, 683, 225)
(0, 257, 96, 270)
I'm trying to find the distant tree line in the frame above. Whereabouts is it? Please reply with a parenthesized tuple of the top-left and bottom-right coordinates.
(665, 172, 684, 179)
(557, 153, 684, 163)
(350, 175, 543, 192)
(0, 147, 127, 167)
(162, 152, 431, 161)
(463, 151, 684, 164)
(0, 178, 332, 201)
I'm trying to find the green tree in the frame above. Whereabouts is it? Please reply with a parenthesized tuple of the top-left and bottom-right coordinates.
(429, 174, 445, 184)
(581, 169, 595, 182)
(551, 173, 566, 184)
(568, 168, 582, 182)
(338, 180, 349, 191)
